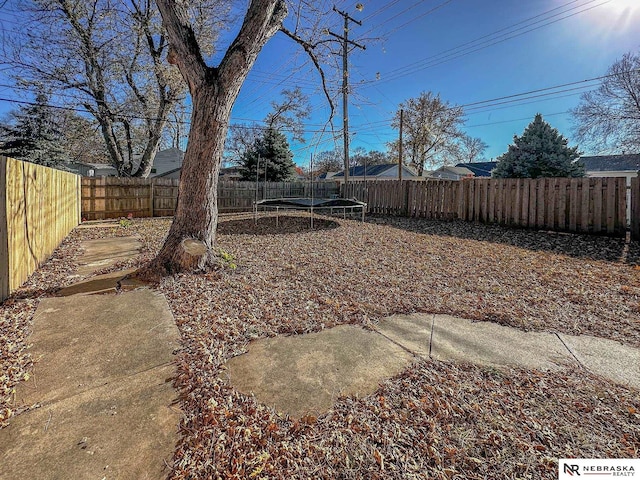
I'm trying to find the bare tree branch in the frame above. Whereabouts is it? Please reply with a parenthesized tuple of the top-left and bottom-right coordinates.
(279, 25, 335, 125)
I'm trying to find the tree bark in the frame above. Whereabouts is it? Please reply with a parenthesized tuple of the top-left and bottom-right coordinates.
(144, 0, 287, 275)
(146, 84, 227, 274)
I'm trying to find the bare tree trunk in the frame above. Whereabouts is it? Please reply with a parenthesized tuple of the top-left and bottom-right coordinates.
(146, 85, 229, 274)
(141, 0, 287, 276)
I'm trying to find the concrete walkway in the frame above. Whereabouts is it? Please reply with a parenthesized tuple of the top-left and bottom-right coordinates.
(0, 237, 180, 480)
(3, 232, 640, 476)
(226, 313, 640, 418)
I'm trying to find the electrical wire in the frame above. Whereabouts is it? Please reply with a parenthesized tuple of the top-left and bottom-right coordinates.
(364, 0, 610, 86)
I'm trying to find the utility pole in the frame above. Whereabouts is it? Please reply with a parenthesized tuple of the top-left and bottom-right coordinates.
(328, 6, 365, 193)
(398, 109, 404, 181)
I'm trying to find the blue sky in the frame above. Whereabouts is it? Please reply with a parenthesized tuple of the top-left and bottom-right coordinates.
(231, 0, 640, 166)
(0, 0, 638, 168)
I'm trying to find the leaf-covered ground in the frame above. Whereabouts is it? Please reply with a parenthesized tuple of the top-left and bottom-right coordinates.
(1, 214, 639, 478)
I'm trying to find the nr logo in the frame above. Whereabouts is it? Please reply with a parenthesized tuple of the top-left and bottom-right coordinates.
(564, 463, 581, 476)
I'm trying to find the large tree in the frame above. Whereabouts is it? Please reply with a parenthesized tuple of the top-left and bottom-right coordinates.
(493, 114, 584, 178)
(56, 110, 110, 165)
(225, 87, 311, 166)
(238, 127, 295, 182)
(572, 51, 640, 154)
(6, 0, 205, 176)
(388, 91, 465, 176)
(0, 94, 111, 167)
(450, 135, 489, 164)
(312, 149, 343, 175)
(146, 0, 332, 275)
(351, 147, 391, 167)
(0, 92, 67, 166)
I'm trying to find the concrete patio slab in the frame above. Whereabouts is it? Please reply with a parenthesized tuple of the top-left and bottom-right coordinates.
(430, 315, 575, 370)
(57, 268, 138, 296)
(0, 288, 181, 480)
(76, 237, 141, 275)
(225, 325, 415, 418)
(15, 289, 178, 406)
(0, 365, 178, 480)
(558, 334, 640, 390)
(374, 313, 433, 357)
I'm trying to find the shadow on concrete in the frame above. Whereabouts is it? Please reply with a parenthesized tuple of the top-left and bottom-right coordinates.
(368, 216, 640, 265)
(218, 216, 340, 236)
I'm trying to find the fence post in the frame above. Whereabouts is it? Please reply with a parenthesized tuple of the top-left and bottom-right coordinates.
(0, 157, 8, 302)
(632, 176, 640, 241)
(404, 180, 410, 216)
(149, 178, 155, 217)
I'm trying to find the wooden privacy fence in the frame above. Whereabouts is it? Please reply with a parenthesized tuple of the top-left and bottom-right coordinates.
(82, 177, 179, 220)
(1, 156, 81, 302)
(345, 177, 629, 236)
(632, 177, 640, 240)
(81, 178, 339, 220)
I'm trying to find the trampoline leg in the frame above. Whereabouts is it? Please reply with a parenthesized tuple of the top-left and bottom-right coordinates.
(310, 206, 314, 229)
(343, 208, 346, 219)
(276, 207, 279, 227)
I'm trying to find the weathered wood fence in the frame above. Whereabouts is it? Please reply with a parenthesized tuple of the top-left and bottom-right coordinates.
(82, 177, 179, 220)
(345, 177, 630, 236)
(81, 178, 339, 220)
(1, 157, 81, 302)
(632, 177, 640, 240)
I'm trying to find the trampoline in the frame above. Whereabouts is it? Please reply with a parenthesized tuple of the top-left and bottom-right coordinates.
(253, 197, 367, 227)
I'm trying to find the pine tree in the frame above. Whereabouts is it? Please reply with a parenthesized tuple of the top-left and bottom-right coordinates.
(0, 93, 67, 167)
(239, 127, 295, 181)
(493, 114, 584, 178)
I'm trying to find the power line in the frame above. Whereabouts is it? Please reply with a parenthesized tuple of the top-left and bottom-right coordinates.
(465, 111, 570, 128)
(327, 6, 366, 185)
(1, 68, 632, 136)
(360, 0, 453, 40)
(365, 0, 610, 86)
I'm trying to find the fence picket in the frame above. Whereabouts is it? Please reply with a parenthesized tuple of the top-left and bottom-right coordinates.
(632, 177, 640, 240)
(78, 176, 630, 238)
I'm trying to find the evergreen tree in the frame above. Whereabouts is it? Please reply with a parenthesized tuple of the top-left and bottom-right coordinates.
(0, 93, 67, 167)
(493, 114, 584, 178)
(239, 127, 295, 181)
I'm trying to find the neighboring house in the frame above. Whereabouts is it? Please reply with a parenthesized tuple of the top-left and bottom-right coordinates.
(156, 165, 245, 181)
(154, 167, 181, 180)
(455, 161, 497, 177)
(428, 165, 474, 180)
(219, 166, 242, 180)
(332, 163, 419, 182)
(316, 171, 340, 181)
(577, 154, 640, 183)
(64, 161, 118, 177)
(577, 153, 640, 226)
(149, 147, 185, 177)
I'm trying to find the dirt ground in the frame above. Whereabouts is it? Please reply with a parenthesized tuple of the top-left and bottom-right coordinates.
(2, 213, 639, 479)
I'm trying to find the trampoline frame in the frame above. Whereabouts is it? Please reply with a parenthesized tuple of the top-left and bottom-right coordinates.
(253, 197, 367, 227)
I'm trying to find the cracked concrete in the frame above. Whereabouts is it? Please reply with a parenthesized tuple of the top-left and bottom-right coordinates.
(226, 313, 640, 419)
(0, 238, 180, 480)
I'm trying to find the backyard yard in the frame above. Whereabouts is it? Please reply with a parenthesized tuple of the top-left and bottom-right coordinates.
(1, 213, 639, 479)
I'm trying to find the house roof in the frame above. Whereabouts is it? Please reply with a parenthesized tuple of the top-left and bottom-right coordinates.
(155, 167, 181, 178)
(220, 166, 241, 176)
(439, 166, 474, 176)
(333, 163, 415, 177)
(151, 148, 185, 176)
(577, 154, 640, 172)
(316, 171, 340, 180)
(454, 161, 497, 177)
